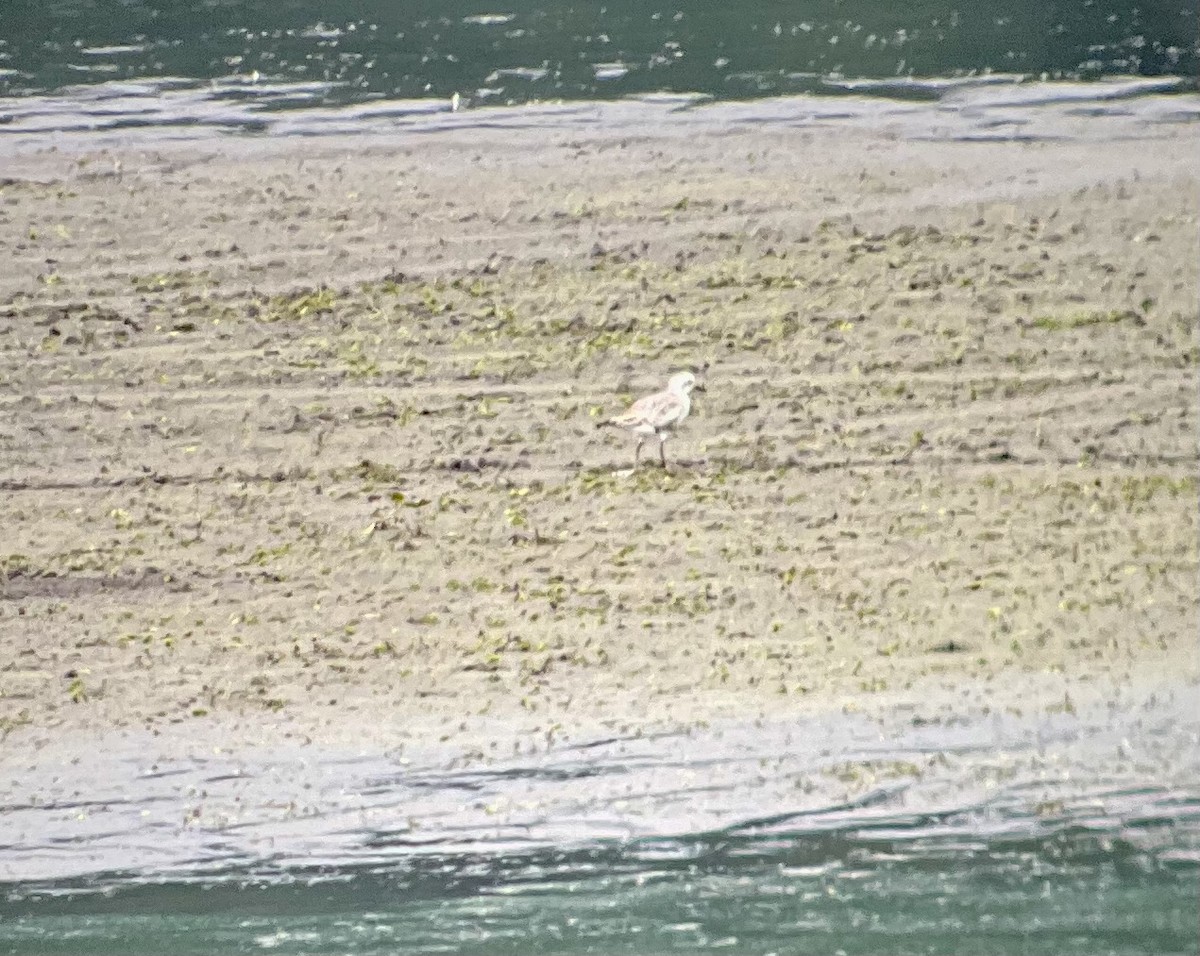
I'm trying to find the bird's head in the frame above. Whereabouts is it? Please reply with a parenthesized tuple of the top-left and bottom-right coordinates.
(669, 371, 702, 394)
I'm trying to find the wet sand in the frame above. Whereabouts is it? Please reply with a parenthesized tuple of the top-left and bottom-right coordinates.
(0, 104, 1197, 776)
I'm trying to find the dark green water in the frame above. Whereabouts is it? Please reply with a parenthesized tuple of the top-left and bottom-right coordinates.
(0, 0, 1197, 136)
(4, 827, 1197, 955)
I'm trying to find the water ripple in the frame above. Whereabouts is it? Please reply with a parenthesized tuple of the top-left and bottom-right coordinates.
(0, 74, 1196, 147)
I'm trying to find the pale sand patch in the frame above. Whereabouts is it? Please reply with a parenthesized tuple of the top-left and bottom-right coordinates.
(0, 112, 1196, 769)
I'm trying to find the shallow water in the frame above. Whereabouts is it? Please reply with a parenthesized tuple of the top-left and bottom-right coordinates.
(0, 0, 1197, 138)
(3, 684, 1198, 954)
(5, 823, 1197, 955)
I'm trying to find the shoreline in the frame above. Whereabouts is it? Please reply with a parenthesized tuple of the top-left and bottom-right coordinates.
(4, 667, 1198, 884)
(0, 108, 1197, 838)
(1, 79, 1198, 153)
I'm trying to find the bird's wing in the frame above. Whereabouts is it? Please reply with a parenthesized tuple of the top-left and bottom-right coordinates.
(615, 389, 685, 429)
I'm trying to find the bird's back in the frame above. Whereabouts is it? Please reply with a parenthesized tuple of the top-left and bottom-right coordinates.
(618, 388, 688, 430)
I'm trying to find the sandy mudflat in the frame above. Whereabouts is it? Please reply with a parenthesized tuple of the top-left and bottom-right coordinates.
(0, 104, 1197, 769)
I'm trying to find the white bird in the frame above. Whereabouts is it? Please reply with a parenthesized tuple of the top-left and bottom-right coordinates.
(601, 371, 700, 469)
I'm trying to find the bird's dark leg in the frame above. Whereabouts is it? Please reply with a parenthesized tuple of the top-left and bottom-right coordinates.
(659, 436, 668, 468)
(634, 438, 644, 467)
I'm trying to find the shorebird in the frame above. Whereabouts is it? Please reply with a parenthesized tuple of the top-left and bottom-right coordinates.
(601, 371, 700, 469)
